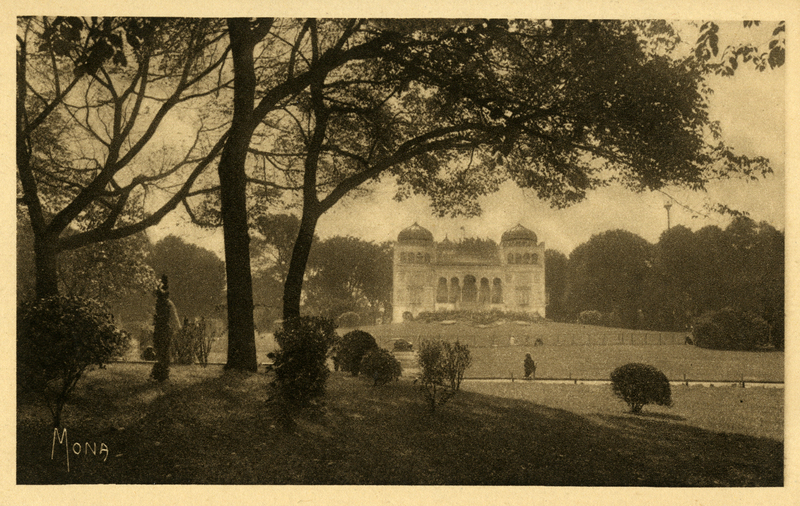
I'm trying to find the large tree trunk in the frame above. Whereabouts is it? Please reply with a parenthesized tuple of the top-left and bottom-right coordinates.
(33, 234, 60, 299)
(283, 211, 319, 320)
(219, 20, 259, 372)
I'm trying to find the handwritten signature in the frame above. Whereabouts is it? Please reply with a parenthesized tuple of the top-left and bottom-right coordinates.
(51, 428, 109, 472)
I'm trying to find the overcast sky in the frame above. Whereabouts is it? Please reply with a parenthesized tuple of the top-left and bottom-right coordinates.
(149, 20, 786, 257)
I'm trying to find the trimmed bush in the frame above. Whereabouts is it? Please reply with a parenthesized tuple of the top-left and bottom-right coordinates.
(270, 316, 336, 410)
(692, 308, 770, 351)
(578, 310, 603, 326)
(337, 311, 360, 328)
(359, 348, 402, 386)
(337, 330, 378, 376)
(18, 295, 129, 427)
(610, 363, 672, 414)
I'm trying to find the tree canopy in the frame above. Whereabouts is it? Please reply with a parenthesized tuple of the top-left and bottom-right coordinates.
(18, 18, 781, 372)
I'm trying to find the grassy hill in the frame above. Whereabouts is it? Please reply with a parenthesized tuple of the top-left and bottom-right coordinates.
(17, 364, 783, 485)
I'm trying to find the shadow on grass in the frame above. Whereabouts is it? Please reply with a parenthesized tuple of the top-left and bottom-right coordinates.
(631, 411, 686, 422)
(17, 365, 783, 486)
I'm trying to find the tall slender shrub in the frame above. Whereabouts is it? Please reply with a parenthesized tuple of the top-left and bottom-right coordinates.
(150, 275, 173, 382)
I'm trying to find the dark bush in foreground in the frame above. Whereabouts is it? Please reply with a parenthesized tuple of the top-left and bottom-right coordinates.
(610, 363, 672, 414)
(692, 308, 770, 351)
(337, 330, 378, 376)
(359, 348, 402, 386)
(18, 295, 129, 427)
(270, 316, 336, 410)
(417, 339, 472, 413)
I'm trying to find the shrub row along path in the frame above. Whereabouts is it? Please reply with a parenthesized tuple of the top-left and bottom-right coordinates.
(18, 364, 782, 485)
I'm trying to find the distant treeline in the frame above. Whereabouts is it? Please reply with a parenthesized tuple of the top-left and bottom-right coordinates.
(545, 217, 784, 349)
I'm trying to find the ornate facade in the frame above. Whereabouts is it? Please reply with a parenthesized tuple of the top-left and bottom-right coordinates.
(392, 223, 546, 322)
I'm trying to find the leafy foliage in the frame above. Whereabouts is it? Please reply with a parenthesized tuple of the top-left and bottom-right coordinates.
(17, 295, 129, 427)
(692, 308, 770, 351)
(336, 330, 379, 376)
(270, 316, 337, 410)
(417, 339, 472, 413)
(305, 237, 393, 322)
(147, 235, 227, 321)
(359, 348, 402, 386)
(567, 230, 653, 329)
(441, 340, 471, 391)
(610, 363, 672, 414)
(694, 21, 785, 75)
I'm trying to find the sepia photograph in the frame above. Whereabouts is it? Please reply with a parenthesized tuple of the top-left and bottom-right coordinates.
(7, 1, 796, 504)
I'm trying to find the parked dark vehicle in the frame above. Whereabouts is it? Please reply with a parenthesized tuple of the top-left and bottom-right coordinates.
(393, 339, 413, 352)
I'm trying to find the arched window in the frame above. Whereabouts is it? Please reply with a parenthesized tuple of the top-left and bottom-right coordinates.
(449, 277, 461, 303)
(400, 252, 408, 263)
(479, 278, 490, 304)
(492, 278, 503, 304)
(463, 275, 477, 303)
(436, 277, 448, 303)
(531, 253, 538, 264)
(416, 252, 424, 263)
(515, 253, 522, 264)
(424, 253, 431, 263)
(523, 253, 531, 264)
(508, 253, 515, 264)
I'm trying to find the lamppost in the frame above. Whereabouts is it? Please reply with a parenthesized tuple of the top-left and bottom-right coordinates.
(664, 201, 673, 230)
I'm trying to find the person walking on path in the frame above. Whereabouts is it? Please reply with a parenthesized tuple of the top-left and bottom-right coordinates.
(524, 353, 536, 380)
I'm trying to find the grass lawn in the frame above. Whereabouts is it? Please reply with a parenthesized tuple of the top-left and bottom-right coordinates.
(171, 321, 784, 383)
(17, 363, 782, 485)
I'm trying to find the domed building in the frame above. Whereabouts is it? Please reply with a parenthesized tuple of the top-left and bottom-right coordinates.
(392, 223, 546, 322)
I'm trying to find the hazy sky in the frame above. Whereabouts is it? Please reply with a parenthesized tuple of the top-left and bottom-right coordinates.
(150, 20, 786, 257)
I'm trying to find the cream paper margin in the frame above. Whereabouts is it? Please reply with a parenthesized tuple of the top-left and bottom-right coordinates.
(1, 1, 796, 504)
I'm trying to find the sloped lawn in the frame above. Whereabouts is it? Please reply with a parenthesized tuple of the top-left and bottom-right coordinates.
(17, 364, 782, 485)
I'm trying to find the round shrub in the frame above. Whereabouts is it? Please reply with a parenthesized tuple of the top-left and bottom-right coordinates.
(271, 316, 337, 409)
(337, 311, 360, 328)
(578, 310, 603, 326)
(337, 330, 378, 376)
(18, 295, 129, 427)
(692, 308, 770, 351)
(610, 363, 672, 414)
(359, 348, 402, 386)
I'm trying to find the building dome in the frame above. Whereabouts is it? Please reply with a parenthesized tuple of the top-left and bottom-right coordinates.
(501, 224, 537, 244)
(398, 222, 433, 242)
